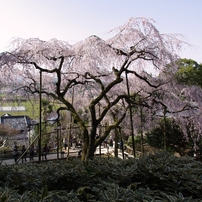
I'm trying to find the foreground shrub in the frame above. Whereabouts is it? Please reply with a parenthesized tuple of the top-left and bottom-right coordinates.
(0, 151, 202, 201)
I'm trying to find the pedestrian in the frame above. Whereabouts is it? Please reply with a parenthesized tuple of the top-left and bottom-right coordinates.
(64, 142, 67, 150)
(78, 149, 82, 158)
(104, 138, 108, 148)
(29, 144, 35, 161)
(21, 145, 27, 163)
(95, 134, 99, 139)
(43, 144, 49, 160)
(109, 138, 113, 147)
(13, 142, 19, 163)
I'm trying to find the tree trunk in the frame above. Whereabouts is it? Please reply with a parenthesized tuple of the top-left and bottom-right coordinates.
(163, 109, 167, 151)
(81, 142, 96, 161)
(125, 71, 136, 158)
(140, 107, 144, 155)
(119, 127, 125, 159)
(114, 127, 118, 158)
(80, 127, 97, 161)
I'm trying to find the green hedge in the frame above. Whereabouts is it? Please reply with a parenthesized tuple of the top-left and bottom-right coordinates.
(0, 151, 202, 201)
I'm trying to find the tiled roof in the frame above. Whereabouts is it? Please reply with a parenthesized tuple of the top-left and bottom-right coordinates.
(0, 115, 32, 131)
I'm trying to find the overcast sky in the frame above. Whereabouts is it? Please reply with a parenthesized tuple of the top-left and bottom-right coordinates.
(0, 0, 201, 63)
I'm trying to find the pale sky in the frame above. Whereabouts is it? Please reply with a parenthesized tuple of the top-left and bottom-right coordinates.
(0, 0, 201, 63)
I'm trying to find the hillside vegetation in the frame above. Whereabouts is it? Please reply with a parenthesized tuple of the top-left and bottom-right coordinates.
(0, 99, 61, 119)
(0, 100, 39, 118)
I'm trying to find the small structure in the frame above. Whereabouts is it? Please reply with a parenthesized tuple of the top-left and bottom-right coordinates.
(0, 106, 26, 112)
(0, 114, 33, 146)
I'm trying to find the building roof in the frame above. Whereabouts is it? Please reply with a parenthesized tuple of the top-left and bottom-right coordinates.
(0, 114, 32, 131)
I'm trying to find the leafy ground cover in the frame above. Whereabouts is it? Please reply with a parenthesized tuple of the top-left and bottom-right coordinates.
(0, 152, 202, 201)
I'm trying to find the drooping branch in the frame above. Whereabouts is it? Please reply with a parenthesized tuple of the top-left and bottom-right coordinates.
(152, 98, 195, 115)
(127, 69, 164, 88)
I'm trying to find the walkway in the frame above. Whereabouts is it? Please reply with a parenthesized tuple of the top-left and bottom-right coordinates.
(1, 146, 132, 166)
(1, 148, 80, 166)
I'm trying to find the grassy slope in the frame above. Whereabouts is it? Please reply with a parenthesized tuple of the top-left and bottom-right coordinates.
(0, 101, 39, 118)
(0, 100, 62, 119)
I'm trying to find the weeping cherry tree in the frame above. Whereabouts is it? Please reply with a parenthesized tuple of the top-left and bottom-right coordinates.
(0, 17, 187, 160)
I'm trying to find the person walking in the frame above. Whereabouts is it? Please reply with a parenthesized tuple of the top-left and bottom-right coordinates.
(29, 144, 35, 161)
(43, 144, 49, 160)
(13, 142, 19, 163)
(72, 137, 77, 150)
(21, 145, 27, 163)
(64, 142, 68, 150)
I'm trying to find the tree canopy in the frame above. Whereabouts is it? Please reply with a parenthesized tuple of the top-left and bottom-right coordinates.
(0, 17, 194, 160)
(175, 58, 202, 87)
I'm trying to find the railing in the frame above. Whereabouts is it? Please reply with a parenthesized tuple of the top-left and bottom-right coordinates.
(0, 134, 62, 164)
(0, 144, 134, 165)
(0, 149, 81, 165)
(16, 134, 40, 164)
(0, 150, 16, 160)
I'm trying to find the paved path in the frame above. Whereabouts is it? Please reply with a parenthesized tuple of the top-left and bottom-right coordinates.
(1, 146, 114, 165)
(1, 146, 132, 166)
(1, 148, 81, 165)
